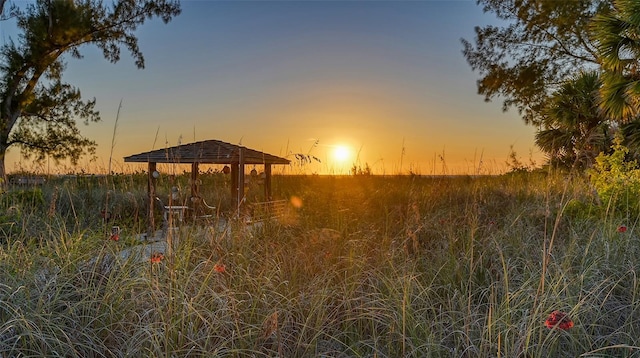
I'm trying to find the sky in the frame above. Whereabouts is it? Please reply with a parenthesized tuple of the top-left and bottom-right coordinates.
(1, 0, 544, 175)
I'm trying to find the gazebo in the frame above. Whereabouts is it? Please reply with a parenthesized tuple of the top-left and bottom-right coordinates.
(123, 139, 290, 230)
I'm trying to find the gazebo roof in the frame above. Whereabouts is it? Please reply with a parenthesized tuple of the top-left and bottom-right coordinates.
(123, 139, 290, 165)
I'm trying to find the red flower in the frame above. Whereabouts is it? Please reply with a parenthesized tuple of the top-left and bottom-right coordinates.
(109, 226, 120, 241)
(544, 310, 574, 330)
(618, 225, 628, 233)
(213, 263, 226, 273)
(150, 252, 164, 263)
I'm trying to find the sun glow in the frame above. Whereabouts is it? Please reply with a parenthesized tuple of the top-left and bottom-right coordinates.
(333, 145, 351, 163)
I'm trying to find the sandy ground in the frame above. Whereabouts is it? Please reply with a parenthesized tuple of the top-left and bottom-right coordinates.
(115, 217, 234, 263)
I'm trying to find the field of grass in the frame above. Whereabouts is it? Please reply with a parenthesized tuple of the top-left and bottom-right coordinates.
(0, 171, 639, 357)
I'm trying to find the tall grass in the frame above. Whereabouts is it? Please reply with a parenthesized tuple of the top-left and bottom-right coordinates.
(0, 171, 639, 356)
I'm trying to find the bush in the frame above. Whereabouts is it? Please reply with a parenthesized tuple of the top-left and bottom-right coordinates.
(3, 188, 45, 207)
(589, 136, 640, 218)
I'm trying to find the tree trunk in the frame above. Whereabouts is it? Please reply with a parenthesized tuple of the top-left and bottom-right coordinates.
(0, 145, 7, 185)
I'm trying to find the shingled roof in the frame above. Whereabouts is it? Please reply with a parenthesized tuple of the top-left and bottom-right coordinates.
(123, 139, 290, 165)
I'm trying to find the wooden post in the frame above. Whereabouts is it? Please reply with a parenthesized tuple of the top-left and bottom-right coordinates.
(238, 148, 245, 210)
(231, 161, 239, 209)
(191, 162, 199, 197)
(147, 162, 157, 235)
(264, 164, 272, 201)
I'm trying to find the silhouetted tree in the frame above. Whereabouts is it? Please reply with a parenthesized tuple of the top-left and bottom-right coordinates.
(592, 0, 640, 121)
(462, 0, 611, 125)
(0, 0, 181, 180)
(535, 71, 613, 169)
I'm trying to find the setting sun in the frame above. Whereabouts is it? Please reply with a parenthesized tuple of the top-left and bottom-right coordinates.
(333, 145, 351, 163)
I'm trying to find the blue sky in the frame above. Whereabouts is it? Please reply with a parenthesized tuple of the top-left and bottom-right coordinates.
(1, 0, 541, 174)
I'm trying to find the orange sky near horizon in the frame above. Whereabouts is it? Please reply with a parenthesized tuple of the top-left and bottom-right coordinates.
(1, 1, 544, 176)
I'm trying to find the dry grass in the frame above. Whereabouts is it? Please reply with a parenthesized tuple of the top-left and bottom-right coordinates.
(0, 171, 639, 357)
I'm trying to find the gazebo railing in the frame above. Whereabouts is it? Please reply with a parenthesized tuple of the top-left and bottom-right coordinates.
(244, 199, 290, 224)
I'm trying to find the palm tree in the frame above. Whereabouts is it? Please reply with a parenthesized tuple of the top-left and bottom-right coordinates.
(535, 71, 613, 169)
(592, 0, 640, 121)
(619, 119, 640, 158)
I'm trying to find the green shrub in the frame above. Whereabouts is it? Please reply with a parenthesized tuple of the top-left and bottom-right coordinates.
(563, 198, 599, 220)
(589, 136, 640, 218)
(4, 188, 45, 207)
